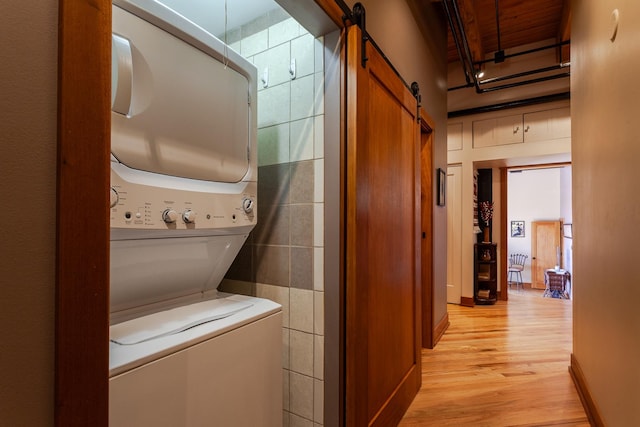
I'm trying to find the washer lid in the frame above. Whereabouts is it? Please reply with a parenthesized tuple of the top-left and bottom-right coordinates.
(110, 298, 253, 345)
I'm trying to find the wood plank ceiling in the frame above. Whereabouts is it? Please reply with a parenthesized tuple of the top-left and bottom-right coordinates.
(445, 0, 571, 65)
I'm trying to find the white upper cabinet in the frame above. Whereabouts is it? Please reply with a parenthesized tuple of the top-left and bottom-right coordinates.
(472, 114, 523, 148)
(447, 122, 463, 151)
(523, 107, 571, 142)
(471, 107, 570, 148)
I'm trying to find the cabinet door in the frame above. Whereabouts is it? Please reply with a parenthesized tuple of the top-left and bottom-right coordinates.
(523, 107, 571, 142)
(531, 220, 562, 289)
(472, 114, 523, 148)
(447, 122, 463, 151)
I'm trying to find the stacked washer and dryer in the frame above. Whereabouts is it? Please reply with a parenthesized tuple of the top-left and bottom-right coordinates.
(109, 1, 282, 425)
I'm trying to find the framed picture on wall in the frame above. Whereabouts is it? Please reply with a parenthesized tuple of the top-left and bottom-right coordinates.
(511, 220, 525, 237)
(437, 168, 446, 206)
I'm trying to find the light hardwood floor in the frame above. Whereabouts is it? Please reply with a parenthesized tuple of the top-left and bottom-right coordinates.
(400, 289, 589, 426)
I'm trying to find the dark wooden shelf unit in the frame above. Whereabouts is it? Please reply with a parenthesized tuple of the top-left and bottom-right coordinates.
(474, 243, 497, 305)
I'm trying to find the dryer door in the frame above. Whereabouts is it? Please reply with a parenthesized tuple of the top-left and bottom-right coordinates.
(111, 4, 251, 183)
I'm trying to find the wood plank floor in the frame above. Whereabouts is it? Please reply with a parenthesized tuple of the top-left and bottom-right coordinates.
(400, 289, 589, 426)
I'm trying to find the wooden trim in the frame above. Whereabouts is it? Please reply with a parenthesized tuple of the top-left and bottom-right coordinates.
(56, 0, 110, 425)
(370, 366, 420, 427)
(432, 312, 449, 347)
(558, 0, 571, 63)
(455, 0, 484, 63)
(460, 296, 475, 307)
(344, 25, 366, 425)
(499, 167, 508, 301)
(419, 108, 434, 349)
(569, 354, 605, 427)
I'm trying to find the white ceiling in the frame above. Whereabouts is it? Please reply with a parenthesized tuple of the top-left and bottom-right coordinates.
(159, 0, 281, 36)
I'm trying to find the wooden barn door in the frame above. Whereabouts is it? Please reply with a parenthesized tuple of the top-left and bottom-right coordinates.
(344, 24, 421, 426)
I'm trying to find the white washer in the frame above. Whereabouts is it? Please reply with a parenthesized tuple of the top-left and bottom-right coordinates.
(109, 1, 281, 425)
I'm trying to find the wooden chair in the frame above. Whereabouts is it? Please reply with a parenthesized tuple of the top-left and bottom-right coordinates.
(507, 254, 528, 291)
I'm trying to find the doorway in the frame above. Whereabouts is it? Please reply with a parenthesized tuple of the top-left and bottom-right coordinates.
(506, 165, 572, 292)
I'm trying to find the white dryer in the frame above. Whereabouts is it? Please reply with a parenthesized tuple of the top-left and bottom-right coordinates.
(108, 1, 282, 425)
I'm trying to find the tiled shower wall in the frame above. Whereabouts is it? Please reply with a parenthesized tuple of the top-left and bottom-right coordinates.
(221, 8, 326, 427)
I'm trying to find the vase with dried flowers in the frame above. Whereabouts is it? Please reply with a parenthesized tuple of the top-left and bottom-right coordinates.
(479, 201, 494, 243)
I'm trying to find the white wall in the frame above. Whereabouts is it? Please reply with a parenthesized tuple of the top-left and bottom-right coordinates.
(572, 1, 640, 424)
(1, 1, 57, 424)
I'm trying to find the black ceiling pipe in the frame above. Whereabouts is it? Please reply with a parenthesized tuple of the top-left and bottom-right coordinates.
(443, 0, 570, 94)
(448, 92, 570, 118)
(474, 39, 571, 66)
(479, 64, 570, 85)
(443, 0, 473, 86)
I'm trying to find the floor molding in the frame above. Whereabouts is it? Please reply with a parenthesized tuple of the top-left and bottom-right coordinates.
(460, 296, 475, 307)
(432, 312, 449, 347)
(569, 353, 605, 427)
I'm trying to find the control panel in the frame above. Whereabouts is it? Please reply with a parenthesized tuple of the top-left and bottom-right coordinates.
(110, 167, 256, 232)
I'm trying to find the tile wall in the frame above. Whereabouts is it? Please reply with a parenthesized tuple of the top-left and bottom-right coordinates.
(221, 8, 326, 427)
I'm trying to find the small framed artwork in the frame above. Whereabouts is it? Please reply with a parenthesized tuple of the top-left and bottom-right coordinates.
(563, 223, 573, 239)
(511, 220, 525, 237)
(437, 168, 446, 206)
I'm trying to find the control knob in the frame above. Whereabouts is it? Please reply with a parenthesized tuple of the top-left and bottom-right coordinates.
(110, 187, 119, 208)
(182, 209, 197, 224)
(162, 209, 178, 224)
(242, 197, 255, 214)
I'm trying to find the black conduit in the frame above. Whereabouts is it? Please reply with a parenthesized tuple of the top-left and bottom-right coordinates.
(444, 0, 570, 93)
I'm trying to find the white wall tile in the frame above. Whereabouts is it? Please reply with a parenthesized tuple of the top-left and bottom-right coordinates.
(258, 123, 290, 166)
(290, 372, 314, 420)
(290, 330, 314, 376)
(314, 203, 324, 247)
(254, 43, 291, 89)
(290, 118, 314, 162)
(314, 36, 324, 74)
(283, 369, 290, 412)
(290, 413, 314, 427)
(291, 75, 315, 121)
(258, 83, 290, 128)
(290, 288, 314, 333)
(283, 328, 291, 370)
(313, 247, 324, 292)
(314, 291, 324, 336)
(291, 34, 315, 78)
(269, 18, 300, 48)
(256, 282, 290, 328)
(314, 335, 324, 380)
(314, 379, 324, 424)
(314, 73, 324, 115)
(241, 29, 268, 57)
(313, 115, 324, 160)
(313, 159, 324, 202)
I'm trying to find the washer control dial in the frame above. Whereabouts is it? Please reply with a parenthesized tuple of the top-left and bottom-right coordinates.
(182, 209, 197, 224)
(162, 209, 178, 224)
(110, 187, 119, 208)
(242, 198, 255, 214)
